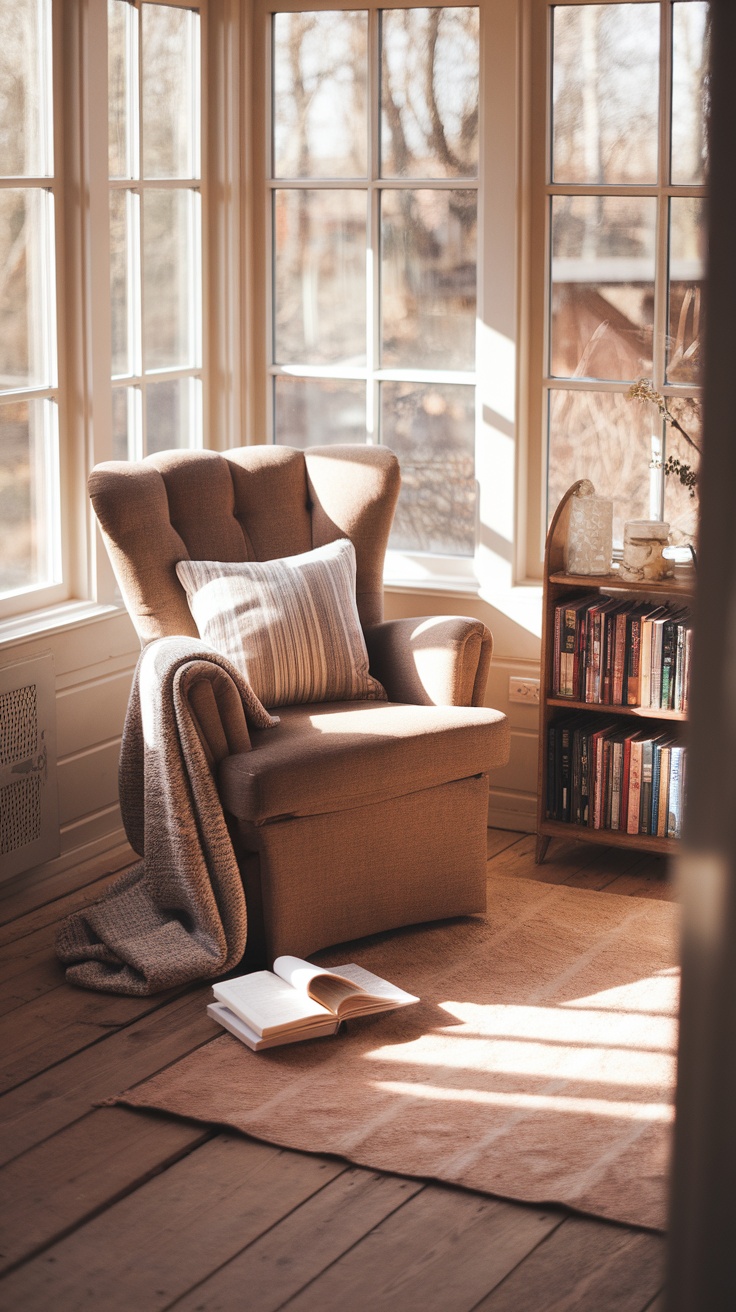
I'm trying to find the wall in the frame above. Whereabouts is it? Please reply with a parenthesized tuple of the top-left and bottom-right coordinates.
(0, 610, 139, 885)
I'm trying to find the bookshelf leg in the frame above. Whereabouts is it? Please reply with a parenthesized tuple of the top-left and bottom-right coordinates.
(535, 834, 551, 865)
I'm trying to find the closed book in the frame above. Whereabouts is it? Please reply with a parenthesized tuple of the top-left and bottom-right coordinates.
(559, 724, 572, 821)
(625, 605, 649, 706)
(560, 602, 579, 697)
(609, 736, 624, 831)
(640, 607, 666, 709)
(682, 624, 694, 714)
(612, 606, 630, 705)
(656, 742, 673, 838)
(660, 620, 678, 711)
(673, 622, 686, 713)
(667, 746, 686, 839)
(649, 614, 669, 710)
(553, 605, 562, 695)
(619, 729, 641, 833)
(547, 722, 558, 818)
(650, 742, 662, 835)
(592, 725, 615, 830)
(580, 724, 592, 826)
(640, 736, 657, 834)
(627, 736, 645, 834)
(601, 610, 614, 705)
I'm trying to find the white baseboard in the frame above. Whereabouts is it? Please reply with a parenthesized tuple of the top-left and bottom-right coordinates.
(488, 788, 536, 834)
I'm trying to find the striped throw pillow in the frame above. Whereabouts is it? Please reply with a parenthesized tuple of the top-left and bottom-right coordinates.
(176, 539, 386, 709)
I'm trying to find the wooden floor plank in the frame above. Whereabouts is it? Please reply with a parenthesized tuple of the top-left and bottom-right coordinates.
(0, 866, 128, 951)
(0, 842, 135, 930)
(471, 1215, 665, 1312)
(0, 987, 214, 1166)
(0, 979, 185, 1095)
(0, 831, 672, 1312)
(486, 830, 525, 860)
(0, 1106, 210, 1276)
(280, 1187, 562, 1312)
(0, 951, 66, 1017)
(170, 1168, 424, 1312)
(0, 1136, 346, 1312)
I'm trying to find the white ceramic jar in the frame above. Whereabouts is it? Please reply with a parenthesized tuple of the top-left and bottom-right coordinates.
(619, 520, 674, 582)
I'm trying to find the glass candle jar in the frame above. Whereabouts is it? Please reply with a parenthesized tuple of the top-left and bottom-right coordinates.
(565, 485, 614, 576)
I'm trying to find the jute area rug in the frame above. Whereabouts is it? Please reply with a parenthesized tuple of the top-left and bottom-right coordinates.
(118, 874, 679, 1231)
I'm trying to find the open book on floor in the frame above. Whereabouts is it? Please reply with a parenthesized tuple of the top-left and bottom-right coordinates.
(207, 955, 419, 1052)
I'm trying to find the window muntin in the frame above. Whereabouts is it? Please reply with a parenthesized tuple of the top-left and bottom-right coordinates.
(0, 0, 61, 608)
(542, 1, 708, 551)
(108, 0, 202, 462)
(269, 6, 480, 560)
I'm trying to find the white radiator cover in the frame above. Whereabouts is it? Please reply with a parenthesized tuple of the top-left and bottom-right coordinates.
(0, 653, 60, 881)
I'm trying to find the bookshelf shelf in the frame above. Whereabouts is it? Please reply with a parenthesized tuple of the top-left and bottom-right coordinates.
(546, 698, 687, 722)
(536, 482, 696, 865)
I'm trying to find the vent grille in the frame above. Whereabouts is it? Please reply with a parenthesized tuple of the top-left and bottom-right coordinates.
(1, 776, 41, 854)
(0, 655, 59, 881)
(0, 683, 38, 765)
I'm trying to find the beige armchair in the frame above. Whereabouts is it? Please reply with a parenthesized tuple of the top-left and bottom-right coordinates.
(90, 443, 510, 966)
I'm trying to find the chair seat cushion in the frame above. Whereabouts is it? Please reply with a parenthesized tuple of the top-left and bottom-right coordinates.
(218, 700, 509, 825)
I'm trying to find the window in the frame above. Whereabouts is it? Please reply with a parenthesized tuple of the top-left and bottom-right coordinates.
(108, 0, 203, 461)
(0, 0, 61, 612)
(268, 6, 480, 561)
(531, 0, 709, 551)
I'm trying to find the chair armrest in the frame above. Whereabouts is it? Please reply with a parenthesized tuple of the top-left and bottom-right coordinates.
(365, 616, 493, 707)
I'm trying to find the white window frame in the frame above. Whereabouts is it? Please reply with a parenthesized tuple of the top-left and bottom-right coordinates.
(252, 0, 516, 595)
(0, 0, 218, 636)
(109, 0, 205, 461)
(0, 1, 67, 621)
(524, 0, 707, 576)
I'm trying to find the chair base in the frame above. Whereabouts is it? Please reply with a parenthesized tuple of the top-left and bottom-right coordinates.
(232, 772, 490, 964)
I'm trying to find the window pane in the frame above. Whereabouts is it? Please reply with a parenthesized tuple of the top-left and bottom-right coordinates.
(381, 8, 479, 179)
(273, 11, 368, 179)
(552, 4, 659, 185)
(663, 396, 700, 548)
(0, 398, 58, 595)
(110, 191, 131, 377)
(0, 0, 50, 177)
(672, 1, 710, 185)
(142, 3, 199, 179)
(381, 190, 476, 370)
(382, 382, 475, 555)
(112, 386, 137, 461)
(550, 196, 656, 382)
(668, 197, 705, 386)
(274, 190, 366, 366)
(548, 389, 656, 546)
(274, 378, 367, 446)
(0, 189, 55, 390)
(108, 0, 133, 179)
(145, 377, 200, 455)
(142, 189, 199, 371)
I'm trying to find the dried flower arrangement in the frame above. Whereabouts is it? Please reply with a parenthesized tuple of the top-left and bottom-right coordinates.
(628, 381, 701, 498)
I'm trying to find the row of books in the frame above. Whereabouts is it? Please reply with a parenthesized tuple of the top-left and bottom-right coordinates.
(546, 714, 687, 838)
(552, 594, 692, 712)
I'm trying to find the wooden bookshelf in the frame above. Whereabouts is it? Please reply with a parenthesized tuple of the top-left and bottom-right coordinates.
(536, 482, 696, 863)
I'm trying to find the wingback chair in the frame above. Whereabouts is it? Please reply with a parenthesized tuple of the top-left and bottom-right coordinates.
(89, 443, 510, 966)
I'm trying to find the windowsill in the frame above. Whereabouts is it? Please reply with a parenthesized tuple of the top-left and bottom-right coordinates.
(0, 599, 127, 650)
(383, 550, 480, 598)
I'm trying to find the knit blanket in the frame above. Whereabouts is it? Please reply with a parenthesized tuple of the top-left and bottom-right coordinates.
(56, 638, 278, 995)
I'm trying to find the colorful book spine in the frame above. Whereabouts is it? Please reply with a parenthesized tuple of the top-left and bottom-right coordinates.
(627, 738, 644, 834)
(667, 746, 686, 839)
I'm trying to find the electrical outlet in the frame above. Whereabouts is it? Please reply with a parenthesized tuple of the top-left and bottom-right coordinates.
(508, 676, 540, 704)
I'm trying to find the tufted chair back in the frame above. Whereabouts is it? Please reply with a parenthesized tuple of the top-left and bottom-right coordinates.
(88, 444, 401, 646)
